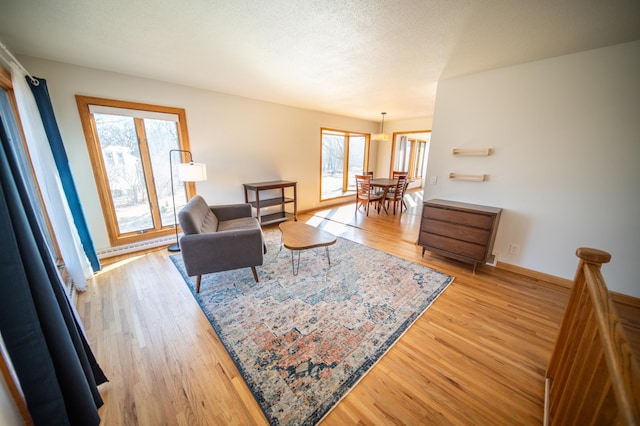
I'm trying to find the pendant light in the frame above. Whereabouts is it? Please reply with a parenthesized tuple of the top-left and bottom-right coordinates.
(372, 112, 391, 141)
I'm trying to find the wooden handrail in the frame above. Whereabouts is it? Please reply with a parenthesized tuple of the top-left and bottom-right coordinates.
(545, 248, 640, 425)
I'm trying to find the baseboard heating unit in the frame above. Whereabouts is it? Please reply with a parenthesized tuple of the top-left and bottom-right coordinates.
(97, 235, 178, 259)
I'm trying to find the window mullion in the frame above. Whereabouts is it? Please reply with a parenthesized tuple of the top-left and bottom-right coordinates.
(408, 139, 418, 179)
(415, 142, 425, 178)
(343, 134, 350, 192)
(135, 118, 163, 231)
(364, 135, 370, 174)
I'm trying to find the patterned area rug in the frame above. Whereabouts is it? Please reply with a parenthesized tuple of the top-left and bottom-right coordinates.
(170, 229, 453, 425)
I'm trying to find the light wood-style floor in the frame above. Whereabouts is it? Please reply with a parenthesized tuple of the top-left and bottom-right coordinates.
(77, 191, 638, 425)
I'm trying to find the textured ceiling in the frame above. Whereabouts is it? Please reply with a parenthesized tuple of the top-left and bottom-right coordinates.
(1, 0, 639, 121)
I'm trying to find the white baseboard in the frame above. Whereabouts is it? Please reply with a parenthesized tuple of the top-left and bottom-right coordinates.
(97, 235, 177, 259)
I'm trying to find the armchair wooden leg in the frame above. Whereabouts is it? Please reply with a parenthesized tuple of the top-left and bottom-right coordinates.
(251, 266, 259, 282)
(196, 275, 202, 293)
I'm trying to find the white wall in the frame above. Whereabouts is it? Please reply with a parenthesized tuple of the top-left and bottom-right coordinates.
(19, 57, 380, 251)
(0, 334, 24, 426)
(425, 41, 640, 297)
(0, 375, 23, 426)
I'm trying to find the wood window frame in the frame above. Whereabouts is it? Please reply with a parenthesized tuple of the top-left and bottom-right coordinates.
(320, 127, 370, 201)
(1, 65, 62, 260)
(0, 64, 43, 426)
(76, 95, 195, 246)
(389, 130, 431, 180)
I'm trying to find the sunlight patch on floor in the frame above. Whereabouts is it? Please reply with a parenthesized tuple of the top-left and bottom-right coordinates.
(311, 204, 357, 225)
(95, 254, 145, 275)
(404, 194, 419, 209)
(304, 215, 349, 236)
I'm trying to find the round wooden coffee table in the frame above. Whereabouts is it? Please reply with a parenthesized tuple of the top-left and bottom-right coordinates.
(279, 221, 337, 275)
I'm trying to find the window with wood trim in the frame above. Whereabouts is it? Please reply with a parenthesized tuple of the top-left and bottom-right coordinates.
(76, 96, 195, 245)
(320, 128, 370, 201)
(390, 131, 431, 181)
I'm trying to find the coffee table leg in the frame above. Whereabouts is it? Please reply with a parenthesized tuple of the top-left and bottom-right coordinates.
(326, 246, 331, 266)
(291, 250, 301, 276)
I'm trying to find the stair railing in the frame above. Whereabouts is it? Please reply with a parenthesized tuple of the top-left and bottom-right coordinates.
(545, 247, 640, 425)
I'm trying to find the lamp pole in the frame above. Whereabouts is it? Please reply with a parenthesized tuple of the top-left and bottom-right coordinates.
(168, 149, 194, 252)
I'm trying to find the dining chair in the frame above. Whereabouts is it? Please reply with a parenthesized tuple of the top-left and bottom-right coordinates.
(355, 174, 383, 216)
(389, 171, 408, 189)
(363, 171, 384, 195)
(401, 179, 410, 211)
(387, 170, 408, 198)
(384, 176, 408, 215)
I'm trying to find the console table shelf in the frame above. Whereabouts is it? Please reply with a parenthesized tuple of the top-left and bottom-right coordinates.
(243, 180, 297, 226)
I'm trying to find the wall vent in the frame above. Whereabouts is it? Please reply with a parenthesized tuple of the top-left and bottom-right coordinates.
(97, 235, 178, 259)
(57, 263, 77, 305)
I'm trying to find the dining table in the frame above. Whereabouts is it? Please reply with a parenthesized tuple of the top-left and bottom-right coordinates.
(369, 178, 399, 214)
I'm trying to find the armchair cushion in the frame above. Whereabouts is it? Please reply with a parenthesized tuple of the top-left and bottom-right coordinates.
(211, 203, 252, 222)
(179, 196, 219, 234)
(217, 216, 259, 232)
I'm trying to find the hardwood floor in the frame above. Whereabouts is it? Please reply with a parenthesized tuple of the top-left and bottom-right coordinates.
(77, 191, 636, 425)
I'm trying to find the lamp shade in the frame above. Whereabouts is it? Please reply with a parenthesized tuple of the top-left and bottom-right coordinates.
(177, 162, 207, 182)
(372, 112, 390, 141)
(372, 133, 391, 141)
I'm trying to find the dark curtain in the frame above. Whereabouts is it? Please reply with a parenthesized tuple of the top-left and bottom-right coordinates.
(0, 114, 107, 425)
(27, 76, 101, 272)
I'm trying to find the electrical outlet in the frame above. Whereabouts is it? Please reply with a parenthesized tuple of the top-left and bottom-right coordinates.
(508, 244, 520, 255)
(429, 176, 438, 185)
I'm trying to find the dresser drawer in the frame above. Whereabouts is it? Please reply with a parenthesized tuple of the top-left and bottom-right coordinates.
(424, 206, 494, 229)
(420, 232, 487, 260)
(421, 218, 491, 246)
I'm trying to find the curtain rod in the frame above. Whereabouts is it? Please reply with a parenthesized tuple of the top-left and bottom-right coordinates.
(0, 41, 39, 86)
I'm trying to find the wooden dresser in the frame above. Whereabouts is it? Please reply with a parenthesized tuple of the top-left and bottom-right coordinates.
(418, 199, 502, 272)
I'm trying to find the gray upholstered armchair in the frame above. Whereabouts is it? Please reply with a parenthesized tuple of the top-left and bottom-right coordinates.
(178, 195, 266, 293)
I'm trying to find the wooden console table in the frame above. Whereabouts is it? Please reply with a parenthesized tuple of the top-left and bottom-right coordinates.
(243, 180, 297, 225)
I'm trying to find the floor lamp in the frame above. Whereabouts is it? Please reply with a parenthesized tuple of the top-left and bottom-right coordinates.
(168, 149, 207, 252)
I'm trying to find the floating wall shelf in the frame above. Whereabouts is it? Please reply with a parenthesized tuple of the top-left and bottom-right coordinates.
(452, 148, 492, 156)
(449, 173, 486, 182)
